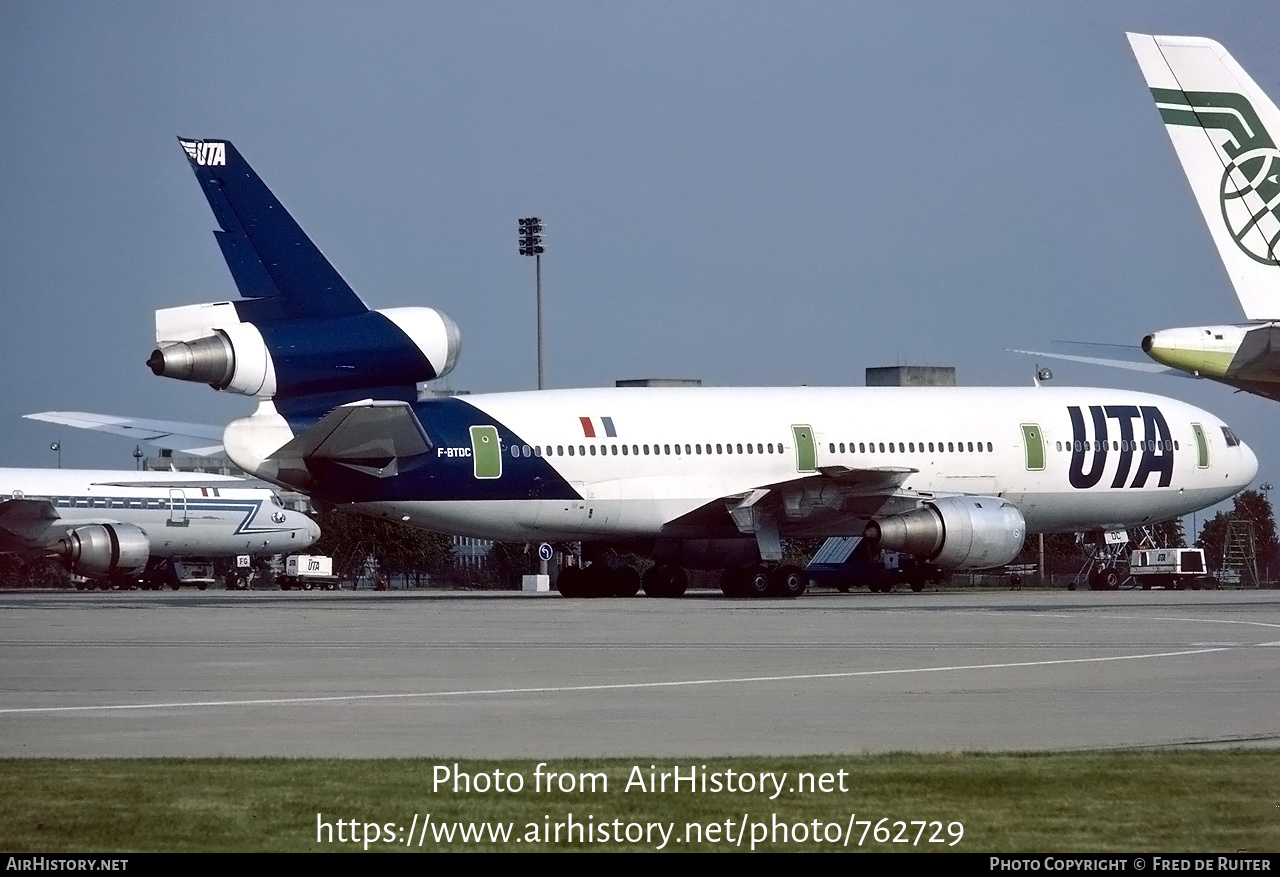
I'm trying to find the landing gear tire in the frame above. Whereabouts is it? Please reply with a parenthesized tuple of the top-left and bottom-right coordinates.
(1091, 568, 1120, 591)
(612, 566, 641, 598)
(743, 566, 772, 598)
(720, 567, 748, 597)
(643, 565, 687, 598)
(581, 563, 614, 598)
(557, 566, 585, 598)
(769, 565, 807, 598)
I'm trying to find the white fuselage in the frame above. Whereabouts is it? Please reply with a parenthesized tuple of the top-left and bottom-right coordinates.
(335, 385, 1256, 542)
(0, 469, 319, 556)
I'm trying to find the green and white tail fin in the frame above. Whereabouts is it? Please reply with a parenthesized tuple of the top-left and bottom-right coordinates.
(1128, 33, 1280, 321)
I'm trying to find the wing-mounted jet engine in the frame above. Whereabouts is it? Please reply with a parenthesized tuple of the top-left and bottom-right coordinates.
(864, 496, 1026, 569)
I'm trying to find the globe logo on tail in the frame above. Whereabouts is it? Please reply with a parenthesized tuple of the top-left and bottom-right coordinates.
(1153, 88, 1280, 265)
(1219, 146, 1280, 266)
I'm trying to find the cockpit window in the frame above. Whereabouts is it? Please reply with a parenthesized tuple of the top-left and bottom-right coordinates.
(271, 494, 284, 507)
(1221, 426, 1240, 448)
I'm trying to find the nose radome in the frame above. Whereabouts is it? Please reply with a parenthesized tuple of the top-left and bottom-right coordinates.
(302, 515, 321, 548)
(1241, 441, 1260, 484)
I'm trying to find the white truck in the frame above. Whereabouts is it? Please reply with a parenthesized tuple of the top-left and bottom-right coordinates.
(1127, 548, 1215, 590)
(276, 555, 341, 591)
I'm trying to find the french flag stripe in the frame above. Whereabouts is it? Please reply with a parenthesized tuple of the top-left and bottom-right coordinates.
(579, 416, 596, 438)
(601, 416, 617, 437)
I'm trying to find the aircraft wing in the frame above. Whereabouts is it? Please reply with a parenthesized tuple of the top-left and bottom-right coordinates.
(665, 466, 922, 535)
(1006, 348, 1184, 376)
(24, 412, 226, 456)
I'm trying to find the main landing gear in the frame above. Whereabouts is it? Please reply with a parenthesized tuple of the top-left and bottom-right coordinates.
(719, 564, 807, 599)
(556, 563, 808, 598)
(557, 563, 642, 598)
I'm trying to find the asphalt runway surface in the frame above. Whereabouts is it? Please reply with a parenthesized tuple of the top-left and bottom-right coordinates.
(1, 587, 1277, 757)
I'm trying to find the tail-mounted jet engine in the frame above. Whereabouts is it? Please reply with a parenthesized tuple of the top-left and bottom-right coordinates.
(147, 302, 460, 399)
(863, 496, 1025, 570)
(54, 523, 150, 579)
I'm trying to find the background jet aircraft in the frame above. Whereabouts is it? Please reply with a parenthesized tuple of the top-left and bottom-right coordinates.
(1015, 34, 1280, 402)
(122, 137, 1256, 598)
(0, 468, 319, 587)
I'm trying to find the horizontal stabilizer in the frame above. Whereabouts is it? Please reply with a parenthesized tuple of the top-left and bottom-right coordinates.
(269, 400, 432, 463)
(0, 498, 59, 524)
(24, 411, 226, 456)
(0, 498, 61, 551)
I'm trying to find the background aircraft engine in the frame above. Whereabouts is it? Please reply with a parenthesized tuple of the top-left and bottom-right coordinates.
(54, 523, 150, 579)
(148, 307, 460, 399)
(864, 496, 1025, 570)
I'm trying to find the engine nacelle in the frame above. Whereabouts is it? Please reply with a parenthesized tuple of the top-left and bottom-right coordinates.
(54, 523, 150, 579)
(148, 304, 460, 399)
(864, 496, 1025, 570)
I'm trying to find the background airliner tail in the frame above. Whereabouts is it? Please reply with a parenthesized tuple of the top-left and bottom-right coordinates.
(1128, 33, 1280, 321)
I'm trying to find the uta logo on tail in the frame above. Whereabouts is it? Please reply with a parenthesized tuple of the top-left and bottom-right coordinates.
(179, 139, 226, 167)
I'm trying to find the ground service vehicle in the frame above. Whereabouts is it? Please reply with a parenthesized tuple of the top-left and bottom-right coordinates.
(1128, 547, 1215, 590)
(277, 554, 340, 590)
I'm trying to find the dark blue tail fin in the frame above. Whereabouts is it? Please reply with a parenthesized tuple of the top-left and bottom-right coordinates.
(177, 137, 367, 322)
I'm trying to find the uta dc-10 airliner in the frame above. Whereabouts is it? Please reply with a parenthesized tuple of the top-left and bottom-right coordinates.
(51, 137, 1260, 598)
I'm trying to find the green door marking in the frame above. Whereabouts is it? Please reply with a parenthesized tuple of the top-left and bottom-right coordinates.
(1192, 423, 1210, 469)
(1020, 423, 1045, 471)
(792, 424, 816, 473)
(469, 425, 502, 479)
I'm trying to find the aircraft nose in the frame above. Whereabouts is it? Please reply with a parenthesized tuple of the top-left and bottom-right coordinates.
(1241, 441, 1260, 485)
(301, 514, 321, 548)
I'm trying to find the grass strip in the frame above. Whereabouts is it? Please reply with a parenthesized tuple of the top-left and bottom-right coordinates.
(1, 750, 1277, 852)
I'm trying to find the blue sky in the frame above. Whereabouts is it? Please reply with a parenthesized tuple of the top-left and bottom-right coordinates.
(1, 1, 1277, 530)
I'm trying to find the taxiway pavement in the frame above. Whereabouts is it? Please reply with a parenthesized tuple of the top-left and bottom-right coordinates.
(1, 588, 1277, 757)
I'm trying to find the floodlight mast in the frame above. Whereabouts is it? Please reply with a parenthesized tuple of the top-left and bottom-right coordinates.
(518, 217, 546, 390)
